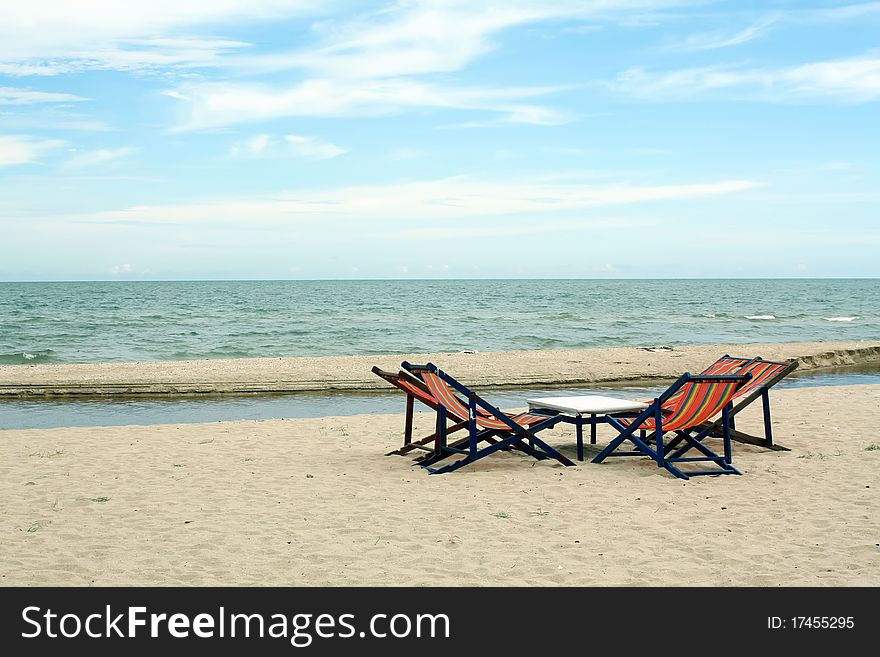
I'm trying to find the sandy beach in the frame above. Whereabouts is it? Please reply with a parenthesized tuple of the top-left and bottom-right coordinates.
(3, 339, 880, 397)
(1, 379, 877, 586)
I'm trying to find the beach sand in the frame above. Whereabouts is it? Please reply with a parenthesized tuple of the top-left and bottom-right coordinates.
(1, 383, 878, 586)
(3, 339, 880, 397)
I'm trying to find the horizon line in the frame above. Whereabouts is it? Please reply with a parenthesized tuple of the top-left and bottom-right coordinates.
(2, 276, 879, 283)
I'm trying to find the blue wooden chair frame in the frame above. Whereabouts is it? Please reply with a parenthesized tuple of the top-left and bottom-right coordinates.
(592, 372, 751, 480)
(401, 362, 575, 474)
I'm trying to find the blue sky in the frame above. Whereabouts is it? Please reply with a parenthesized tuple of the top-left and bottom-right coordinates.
(1, 0, 878, 280)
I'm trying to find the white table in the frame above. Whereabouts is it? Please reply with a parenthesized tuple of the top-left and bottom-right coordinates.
(527, 395, 648, 461)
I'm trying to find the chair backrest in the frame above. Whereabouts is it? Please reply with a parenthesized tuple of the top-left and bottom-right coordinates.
(416, 369, 523, 432)
(371, 366, 450, 412)
(731, 359, 793, 399)
(660, 375, 749, 431)
(419, 371, 472, 419)
(665, 355, 753, 407)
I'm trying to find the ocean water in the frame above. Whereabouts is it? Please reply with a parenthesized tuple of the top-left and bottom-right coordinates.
(0, 279, 877, 364)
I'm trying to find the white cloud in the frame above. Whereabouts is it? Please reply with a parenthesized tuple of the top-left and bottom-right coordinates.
(61, 176, 762, 226)
(612, 53, 880, 102)
(669, 17, 777, 52)
(284, 135, 346, 160)
(229, 133, 345, 159)
(0, 1, 317, 75)
(65, 147, 137, 169)
(230, 134, 272, 156)
(0, 87, 86, 104)
(110, 263, 133, 274)
(171, 77, 572, 130)
(800, 1, 880, 21)
(396, 217, 653, 240)
(0, 135, 64, 166)
(0, 1, 693, 129)
(166, 1, 689, 130)
(234, 1, 683, 78)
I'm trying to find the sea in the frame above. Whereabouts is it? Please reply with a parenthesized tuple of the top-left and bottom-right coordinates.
(1, 279, 877, 364)
(2, 279, 878, 429)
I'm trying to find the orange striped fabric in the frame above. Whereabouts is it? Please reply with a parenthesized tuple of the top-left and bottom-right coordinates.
(395, 376, 443, 407)
(623, 379, 742, 432)
(733, 360, 789, 398)
(664, 356, 751, 408)
(420, 371, 547, 430)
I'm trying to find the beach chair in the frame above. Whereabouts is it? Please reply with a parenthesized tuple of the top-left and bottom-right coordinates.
(592, 372, 752, 479)
(371, 366, 471, 457)
(662, 356, 797, 456)
(401, 362, 575, 474)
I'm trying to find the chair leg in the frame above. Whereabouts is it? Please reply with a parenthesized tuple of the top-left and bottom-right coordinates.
(654, 405, 663, 468)
(576, 421, 584, 461)
(722, 403, 733, 465)
(403, 394, 414, 447)
(434, 406, 447, 456)
(762, 389, 773, 448)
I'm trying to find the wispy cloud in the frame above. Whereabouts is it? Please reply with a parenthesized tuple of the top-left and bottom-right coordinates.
(396, 216, 653, 240)
(0, 134, 65, 166)
(0, 1, 316, 76)
(611, 53, 880, 102)
(57, 176, 762, 226)
(229, 133, 345, 159)
(0, 86, 86, 104)
(165, 1, 697, 130)
(170, 78, 573, 130)
(284, 135, 346, 160)
(799, 1, 880, 22)
(230, 134, 272, 157)
(669, 17, 777, 52)
(65, 147, 137, 169)
(668, 2, 880, 54)
(0, 1, 695, 131)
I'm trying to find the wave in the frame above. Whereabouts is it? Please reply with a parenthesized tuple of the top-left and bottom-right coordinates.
(744, 315, 776, 320)
(0, 349, 56, 365)
(824, 316, 858, 322)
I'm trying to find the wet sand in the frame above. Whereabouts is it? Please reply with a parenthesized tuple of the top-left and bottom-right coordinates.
(2, 340, 880, 397)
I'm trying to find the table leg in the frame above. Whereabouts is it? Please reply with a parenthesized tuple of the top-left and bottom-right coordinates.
(590, 414, 597, 445)
(576, 419, 584, 462)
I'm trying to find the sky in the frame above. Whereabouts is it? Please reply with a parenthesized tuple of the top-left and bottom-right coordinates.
(0, 0, 878, 280)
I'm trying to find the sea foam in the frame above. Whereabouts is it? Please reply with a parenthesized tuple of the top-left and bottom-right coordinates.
(824, 316, 858, 322)
(744, 315, 776, 320)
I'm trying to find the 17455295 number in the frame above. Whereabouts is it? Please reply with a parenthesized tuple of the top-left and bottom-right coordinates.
(768, 617, 854, 630)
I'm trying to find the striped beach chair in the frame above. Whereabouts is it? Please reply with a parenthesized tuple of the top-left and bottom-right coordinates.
(401, 362, 575, 474)
(662, 356, 797, 456)
(593, 372, 752, 479)
(371, 366, 471, 457)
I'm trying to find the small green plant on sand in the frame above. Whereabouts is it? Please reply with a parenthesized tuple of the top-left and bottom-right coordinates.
(798, 450, 841, 460)
(29, 450, 64, 458)
(865, 444, 880, 452)
(492, 512, 510, 519)
(90, 496, 111, 503)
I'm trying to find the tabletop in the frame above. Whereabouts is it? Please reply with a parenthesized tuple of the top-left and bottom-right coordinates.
(527, 394, 649, 416)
